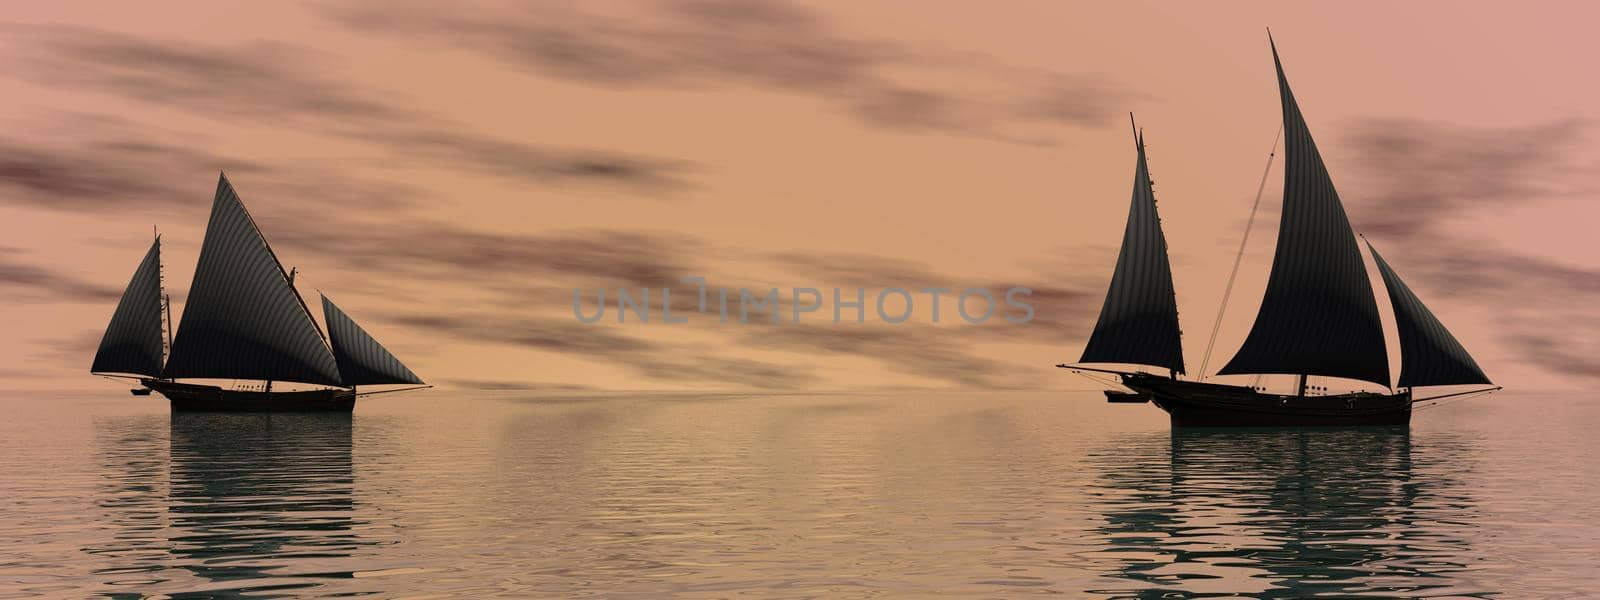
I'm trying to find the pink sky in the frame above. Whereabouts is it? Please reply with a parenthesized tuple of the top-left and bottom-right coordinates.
(2, 1, 1596, 393)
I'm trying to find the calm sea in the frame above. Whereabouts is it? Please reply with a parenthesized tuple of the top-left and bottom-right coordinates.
(1, 389, 1595, 598)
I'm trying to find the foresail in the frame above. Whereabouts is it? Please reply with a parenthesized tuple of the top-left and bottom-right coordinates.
(1368, 243, 1491, 387)
(1218, 37, 1390, 387)
(322, 295, 424, 386)
(91, 238, 165, 377)
(1079, 131, 1185, 373)
(163, 173, 343, 387)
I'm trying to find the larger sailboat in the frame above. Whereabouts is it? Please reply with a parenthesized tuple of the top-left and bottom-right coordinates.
(90, 173, 426, 412)
(1060, 37, 1499, 427)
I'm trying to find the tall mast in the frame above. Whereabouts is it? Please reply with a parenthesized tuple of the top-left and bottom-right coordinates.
(155, 226, 167, 363)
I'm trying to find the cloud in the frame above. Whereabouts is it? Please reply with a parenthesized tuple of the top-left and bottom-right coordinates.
(321, 0, 1142, 140)
(1337, 117, 1600, 382)
(1506, 333, 1600, 380)
(339, 128, 692, 190)
(271, 222, 700, 297)
(1339, 118, 1592, 237)
(0, 25, 694, 190)
(441, 378, 597, 392)
(28, 329, 106, 369)
(390, 312, 817, 389)
(0, 136, 231, 212)
(2, 25, 399, 124)
(0, 247, 122, 302)
(279, 222, 1096, 389)
(738, 325, 1025, 389)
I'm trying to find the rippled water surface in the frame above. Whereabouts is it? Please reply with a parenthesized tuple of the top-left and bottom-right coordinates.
(1, 390, 1596, 597)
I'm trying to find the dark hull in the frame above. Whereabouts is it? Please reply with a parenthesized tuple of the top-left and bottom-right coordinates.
(142, 379, 355, 412)
(1122, 374, 1411, 427)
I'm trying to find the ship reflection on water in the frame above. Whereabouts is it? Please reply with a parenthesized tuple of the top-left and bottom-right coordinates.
(59, 394, 1585, 596)
(1089, 427, 1481, 598)
(89, 412, 383, 597)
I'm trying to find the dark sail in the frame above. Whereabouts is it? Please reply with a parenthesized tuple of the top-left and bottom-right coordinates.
(91, 238, 165, 377)
(163, 174, 344, 387)
(1218, 38, 1390, 387)
(1368, 243, 1491, 388)
(1079, 130, 1185, 373)
(322, 295, 424, 386)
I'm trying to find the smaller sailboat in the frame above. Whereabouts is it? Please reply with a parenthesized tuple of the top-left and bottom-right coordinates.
(1059, 36, 1499, 427)
(90, 173, 426, 412)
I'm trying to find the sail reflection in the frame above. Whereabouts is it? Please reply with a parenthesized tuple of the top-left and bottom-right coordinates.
(164, 413, 368, 590)
(1089, 428, 1483, 598)
(89, 412, 382, 597)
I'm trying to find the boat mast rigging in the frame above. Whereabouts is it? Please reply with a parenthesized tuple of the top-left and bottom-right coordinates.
(1199, 126, 1282, 380)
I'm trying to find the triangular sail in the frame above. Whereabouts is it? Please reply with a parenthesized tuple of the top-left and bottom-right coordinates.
(163, 174, 344, 387)
(91, 238, 165, 377)
(1079, 129, 1186, 373)
(1367, 243, 1491, 388)
(1218, 37, 1390, 387)
(321, 295, 424, 386)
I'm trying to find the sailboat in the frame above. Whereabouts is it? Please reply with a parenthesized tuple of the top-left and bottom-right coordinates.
(90, 173, 427, 412)
(1059, 36, 1499, 427)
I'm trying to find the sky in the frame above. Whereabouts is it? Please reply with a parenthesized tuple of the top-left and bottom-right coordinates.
(2, 1, 1596, 393)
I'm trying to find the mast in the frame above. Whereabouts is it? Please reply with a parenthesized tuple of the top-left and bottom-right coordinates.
(1217, 34, 1390, 388)
(1077, 115, 1186, 374)
(164, 295, 173, 360)
(155, 226, 173, 374)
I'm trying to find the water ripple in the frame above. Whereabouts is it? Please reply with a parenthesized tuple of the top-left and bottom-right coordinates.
(0, 391, 1595, 596)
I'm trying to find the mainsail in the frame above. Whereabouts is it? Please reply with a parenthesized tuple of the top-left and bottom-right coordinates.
(1218, 38, 1390, 387)
(321, 295, 424, 386)
(163, 174, 344, 387)
(1368, 243, 1491, 388)
(90, 238, 165, 377)
(1079, 128, 1186, 374)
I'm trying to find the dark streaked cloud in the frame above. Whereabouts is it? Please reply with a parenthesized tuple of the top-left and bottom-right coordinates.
(0, 247, 122, 302)
(28, 329, 105, 369)
(441, 378, 597, 392)
(1338, 117, 1600, 382)
(1340, 118, 1592, 237)
(0, 136, 242, 212)
(278, 220, 1094, 388)
(739, 325, 1023, 389)
(1507, 333, 1600, 380)
(2, 25, 400, 123)
(321, 0, 1142, 140)
(0, 129, 427, 214)
(765, 250, 1106, 343)
(273, 222, 699, 293)
(391, 312, 816, 389)
(1, 25, 693, 190)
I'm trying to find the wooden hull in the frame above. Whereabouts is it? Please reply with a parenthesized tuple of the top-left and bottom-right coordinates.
(1122, 374, 1411, 427)
(142, 379, 356, 413)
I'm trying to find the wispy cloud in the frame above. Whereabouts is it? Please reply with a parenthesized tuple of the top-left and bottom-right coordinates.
(391, 312, 816, 389)
(1340, 118, 1592, 237)
(321, 0, 1142, 142)
(0, 247, 122, 302)
(0, 128, 427, 214)
(0, 24, 694, 191)
(1338, 117, 1600, 382)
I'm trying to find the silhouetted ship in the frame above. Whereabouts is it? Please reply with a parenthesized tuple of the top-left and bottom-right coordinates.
(90, 174, 426, 412)
(1060, 37, 1499, 427)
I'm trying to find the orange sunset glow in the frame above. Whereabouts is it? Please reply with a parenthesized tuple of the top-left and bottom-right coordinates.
(4, 2, 1596, 393)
